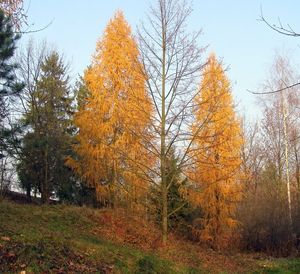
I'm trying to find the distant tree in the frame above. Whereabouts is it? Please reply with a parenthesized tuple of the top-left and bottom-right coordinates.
(239, 162, 294, 256)
(240, 119, 263, 192)
(18, 51, 74, 203)
(190, 54, 243, 249)
(257, 54, 300, 238)
(239, 54, 300, 255)
(67, 11, 153, 209)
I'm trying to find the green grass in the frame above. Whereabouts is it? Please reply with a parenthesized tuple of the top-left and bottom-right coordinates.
(0, 200, 299, 273)
(0, 201, 193, 273)
(252, 258, 300, 274)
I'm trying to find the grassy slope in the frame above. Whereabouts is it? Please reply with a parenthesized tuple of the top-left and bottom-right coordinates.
(0, 200, 299, 274)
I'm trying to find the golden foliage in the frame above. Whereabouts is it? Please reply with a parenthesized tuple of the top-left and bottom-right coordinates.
(190, 53, 243, 249)
(67, 11, 153, 208)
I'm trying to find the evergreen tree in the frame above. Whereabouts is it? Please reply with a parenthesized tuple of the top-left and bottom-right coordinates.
(0, 8, 23, 154)
(57, 76, 98, 206)
(152, 147, 191, 233)
(18, 51, 74, 203)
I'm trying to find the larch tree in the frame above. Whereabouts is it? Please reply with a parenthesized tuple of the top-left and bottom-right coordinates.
(67, 11, 153, 209)
(190, 54, 243, 249)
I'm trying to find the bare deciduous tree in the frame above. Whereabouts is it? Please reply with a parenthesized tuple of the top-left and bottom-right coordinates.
(241, 118, 263, 192)
(258, 54, 300, 231)
(138, 0, 206, 244)
(16, 39, 48, 117)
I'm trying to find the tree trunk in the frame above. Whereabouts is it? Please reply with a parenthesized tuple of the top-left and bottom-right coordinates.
(162, 178, 168, 245)
(26, 185, 31, 202)
(293, 146, 300, 206)
(282, 91, 292, 229)
(161, 21, 167, 245)
(138, 0, 205, 246)
(42, 143, 49, 204)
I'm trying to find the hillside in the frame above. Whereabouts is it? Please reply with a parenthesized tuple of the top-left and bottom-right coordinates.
(0, 200, 299, 274)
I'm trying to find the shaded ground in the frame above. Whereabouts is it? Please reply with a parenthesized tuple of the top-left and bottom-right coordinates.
(2, 190, 59, 205)
(0, 200, 299, 273)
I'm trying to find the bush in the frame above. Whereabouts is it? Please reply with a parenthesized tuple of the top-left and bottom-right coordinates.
(135, 255, 172, 274)
(238, 164, 297, 256)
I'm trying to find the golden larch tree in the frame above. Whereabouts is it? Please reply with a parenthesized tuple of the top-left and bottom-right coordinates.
(190, 53, 243, 249)
(67, 11, 152, 208)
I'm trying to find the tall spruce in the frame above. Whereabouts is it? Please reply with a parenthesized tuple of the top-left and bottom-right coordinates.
(18, 51, 73, 203)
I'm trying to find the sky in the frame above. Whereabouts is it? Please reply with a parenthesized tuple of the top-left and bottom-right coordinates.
(21, 0, 300, 120)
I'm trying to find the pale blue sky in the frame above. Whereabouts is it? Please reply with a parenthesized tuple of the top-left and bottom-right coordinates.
(21, 0, 300, 119)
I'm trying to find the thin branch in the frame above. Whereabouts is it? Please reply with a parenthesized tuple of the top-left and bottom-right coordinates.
(259, 6, 300, 37)
(247, 82, 300, 95)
